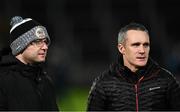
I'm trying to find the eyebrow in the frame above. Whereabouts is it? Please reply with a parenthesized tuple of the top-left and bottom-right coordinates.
(34, 38, 47, 41)
(131, 42, 150, 46)
(143, 42, 150, 45)
(131, 42, 141, 46)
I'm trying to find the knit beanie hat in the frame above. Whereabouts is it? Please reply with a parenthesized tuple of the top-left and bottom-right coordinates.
(10, 16, 50, 55)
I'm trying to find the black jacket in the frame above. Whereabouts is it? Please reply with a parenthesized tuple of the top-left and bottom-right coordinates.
(87, 57, 180, 111)
(0, 53, 59, 111)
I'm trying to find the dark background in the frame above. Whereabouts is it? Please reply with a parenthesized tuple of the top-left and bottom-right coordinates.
(1, 0, 180, 110)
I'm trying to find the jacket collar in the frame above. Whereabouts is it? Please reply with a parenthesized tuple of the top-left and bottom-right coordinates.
(110, 54, 160, 84)
(0, 53, 45, 79)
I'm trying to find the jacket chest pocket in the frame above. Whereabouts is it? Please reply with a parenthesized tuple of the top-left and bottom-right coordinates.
(142, 86, 166, 103)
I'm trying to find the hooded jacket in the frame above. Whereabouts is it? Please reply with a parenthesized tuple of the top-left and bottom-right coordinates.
(0, 51, 59, 111)
(87, 57, 180, 111)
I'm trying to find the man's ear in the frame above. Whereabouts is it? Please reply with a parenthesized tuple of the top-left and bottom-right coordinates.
(117, 43, 125, 55)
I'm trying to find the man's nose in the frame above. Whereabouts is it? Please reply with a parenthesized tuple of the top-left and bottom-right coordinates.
(139, 46, 145, 53)
(41, 42, 48, 50)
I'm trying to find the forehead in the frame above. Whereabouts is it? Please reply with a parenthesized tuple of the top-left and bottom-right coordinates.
(126, 30, 150, 43)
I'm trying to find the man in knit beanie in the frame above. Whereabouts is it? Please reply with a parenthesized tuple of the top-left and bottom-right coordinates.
(10, 16, 50, 56)
(0, 16, 59, 111)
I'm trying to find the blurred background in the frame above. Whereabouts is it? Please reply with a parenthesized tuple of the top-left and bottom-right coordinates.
(1, 0, 180, 111)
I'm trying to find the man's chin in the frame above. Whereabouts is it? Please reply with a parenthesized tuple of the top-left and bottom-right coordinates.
(136, 62, 147, 67)
(137, 59, 148, 65)
(36, 58, 46, 63)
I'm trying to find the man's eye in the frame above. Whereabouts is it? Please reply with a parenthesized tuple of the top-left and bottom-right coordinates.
(144, 43, 150, 47)
(44, 40, 49, 44)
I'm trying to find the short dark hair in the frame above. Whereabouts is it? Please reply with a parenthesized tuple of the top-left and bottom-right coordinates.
(118, 22, 149, 44)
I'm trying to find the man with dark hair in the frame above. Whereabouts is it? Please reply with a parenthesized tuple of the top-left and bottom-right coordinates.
(0, 16, 59, 111)
(87, 22, 180, 111)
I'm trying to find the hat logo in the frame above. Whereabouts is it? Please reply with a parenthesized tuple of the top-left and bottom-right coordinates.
(35, 27, 45, 39)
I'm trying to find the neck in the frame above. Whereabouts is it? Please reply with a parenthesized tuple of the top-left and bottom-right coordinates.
(123, 60, 138, 73)
(124, 64, 138, 72)
(16, 54, 28, 65)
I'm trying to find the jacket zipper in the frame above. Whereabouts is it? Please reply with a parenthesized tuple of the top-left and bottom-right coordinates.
(134, 76, 144, 112)
(135, 84, 138, 112)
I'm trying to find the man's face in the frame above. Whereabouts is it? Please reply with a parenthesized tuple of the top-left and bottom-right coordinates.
(118, 30, 150, 72)
(20, 38, 49, 64)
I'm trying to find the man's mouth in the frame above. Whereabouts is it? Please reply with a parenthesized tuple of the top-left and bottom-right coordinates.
(39, 53, 46, 56)
(136, 57, 146, 60)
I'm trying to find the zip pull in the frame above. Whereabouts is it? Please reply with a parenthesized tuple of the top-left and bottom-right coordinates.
(138, 76, 144, 83)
